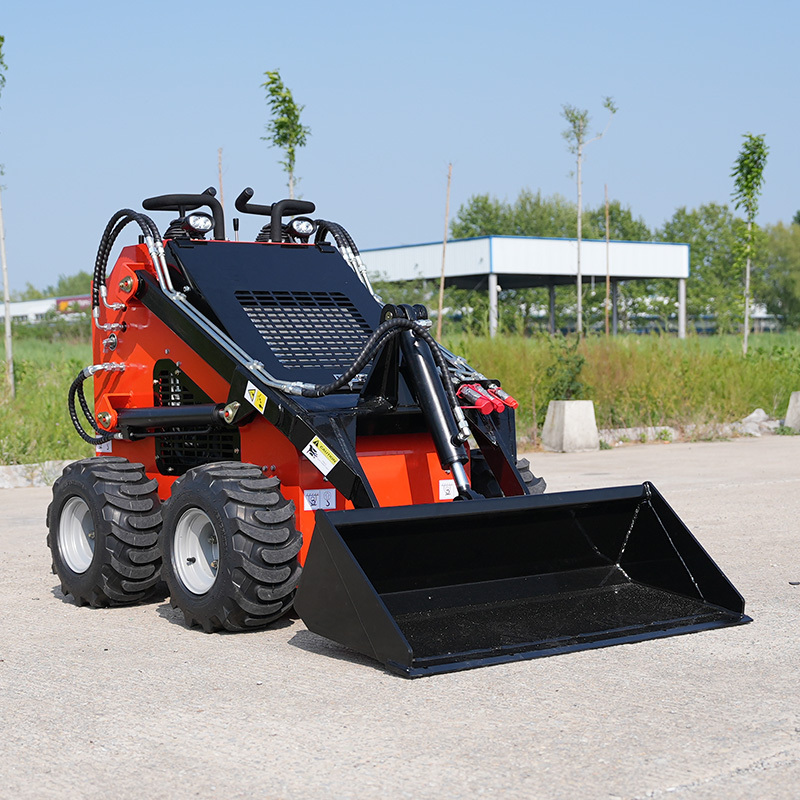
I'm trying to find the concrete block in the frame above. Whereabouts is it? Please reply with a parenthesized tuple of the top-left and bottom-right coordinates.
(541, 400, 600, 452)
(786, 392, 800, 431)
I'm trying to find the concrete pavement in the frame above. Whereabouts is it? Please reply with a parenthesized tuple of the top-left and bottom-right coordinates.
(1, 436, 798, 799)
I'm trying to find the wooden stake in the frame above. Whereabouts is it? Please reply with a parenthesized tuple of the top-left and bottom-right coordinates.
(436, 163, 452, 340)
(605, 183, 610, 337)
(217, 147, 225, 210)
(0, 185, 15, 399)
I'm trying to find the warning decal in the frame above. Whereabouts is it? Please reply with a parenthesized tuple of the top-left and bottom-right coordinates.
(244, 380, 267, 414)
(302, 435, 340, 476)
(439, 479, 457, 500)
(303, 488, 337, 512)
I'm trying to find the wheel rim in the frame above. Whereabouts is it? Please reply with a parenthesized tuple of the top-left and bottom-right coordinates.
(173, 508, 219, 595)
(59, 496, 95, 573)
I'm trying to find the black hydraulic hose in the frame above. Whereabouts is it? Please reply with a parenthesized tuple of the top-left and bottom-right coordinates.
(302, 318, 459, 414)
(92, 209, 161, 311)
(314, 220, 370, 288)
(68, 370, 113, 445)
(315, 220, 358, 258)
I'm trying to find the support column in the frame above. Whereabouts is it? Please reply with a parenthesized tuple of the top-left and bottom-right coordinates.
(548, 284, 556, 334)
(488, 272, 498, 338)
(678, 278, 687, 339)
(612, 281, 619, 335)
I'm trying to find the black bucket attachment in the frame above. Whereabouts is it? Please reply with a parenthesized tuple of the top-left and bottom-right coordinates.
(294, 483, 748, 677)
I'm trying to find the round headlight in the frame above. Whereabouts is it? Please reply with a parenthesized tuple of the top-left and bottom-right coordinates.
(288, 217, 316, 239)
(184, 213, 214, 236)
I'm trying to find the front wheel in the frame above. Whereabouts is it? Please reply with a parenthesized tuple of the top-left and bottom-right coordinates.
(160, 462, 302, 632)
(47, 457, 163, 607)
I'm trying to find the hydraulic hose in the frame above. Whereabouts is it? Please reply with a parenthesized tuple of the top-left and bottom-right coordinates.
(92, 209, 161, 312)
(314, 220, 374, 293)
(67, 364, 124, 445)
(300, 317, 468, 441)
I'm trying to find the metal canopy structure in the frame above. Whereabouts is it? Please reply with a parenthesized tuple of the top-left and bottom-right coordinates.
(362, 235, 690, 337)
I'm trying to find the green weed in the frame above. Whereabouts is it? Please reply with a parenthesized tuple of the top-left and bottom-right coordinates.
(1, 339, 93, 464)
(776, 425, 799, 436)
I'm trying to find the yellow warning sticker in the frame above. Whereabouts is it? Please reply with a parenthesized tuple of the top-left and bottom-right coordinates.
(302, 435, 340, 476)
(244, 380, 267, 414)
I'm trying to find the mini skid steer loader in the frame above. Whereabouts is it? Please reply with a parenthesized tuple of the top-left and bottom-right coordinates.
(47, 188, 748, 677)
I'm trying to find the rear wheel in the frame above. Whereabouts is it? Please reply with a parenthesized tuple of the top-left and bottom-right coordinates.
(47, 457, 163, 607)
(470, 452, 546, 497)
(160, 462, 302, 632)
(516, 457, 546, 495)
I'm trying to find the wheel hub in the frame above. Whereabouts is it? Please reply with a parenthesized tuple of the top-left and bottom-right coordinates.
(59, 496, 95, 573)
(173, 508, 219, 595)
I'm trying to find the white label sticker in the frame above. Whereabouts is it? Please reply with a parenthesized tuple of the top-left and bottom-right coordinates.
(303, 488, 337, 512)
(439, 479, 457, 500)
(302, 435, 340, 476)
(96, 440, 113, 454)
(244, 380, 267, 414)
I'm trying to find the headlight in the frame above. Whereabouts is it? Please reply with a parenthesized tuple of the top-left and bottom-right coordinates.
(288, 217, 316, 239)
(183, 212, 214, 237)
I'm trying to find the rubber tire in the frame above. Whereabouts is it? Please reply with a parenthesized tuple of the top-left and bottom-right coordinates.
(470, 452, 547, 498)
(47, 457, 163, 607)
(516, 457, 546, 495)
(160, 462, 302, 632)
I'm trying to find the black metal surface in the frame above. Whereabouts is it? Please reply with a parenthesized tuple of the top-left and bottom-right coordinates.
(165, 239, 383, 386)
(468, 410, 526, 496)
(294, 484, 748, 677)
(156, 428, 241, 475)
(117, 404, 224, 429)
(236, 289, 373, 370)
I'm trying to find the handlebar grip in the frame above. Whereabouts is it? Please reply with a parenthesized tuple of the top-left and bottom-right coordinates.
(142, 188, 225, 240)
(234, 187, 273, 216)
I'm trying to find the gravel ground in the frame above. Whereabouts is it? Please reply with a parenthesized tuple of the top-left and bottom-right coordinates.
(1, 436, 798, 799)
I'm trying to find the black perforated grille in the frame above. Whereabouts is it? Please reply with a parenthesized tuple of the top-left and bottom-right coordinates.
(156, 431, 240, 475)
(153, 361, 240, 475)
(235, 290, 373, 370)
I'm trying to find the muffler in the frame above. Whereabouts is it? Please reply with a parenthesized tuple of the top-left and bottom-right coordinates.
(294, 483, 748, 677)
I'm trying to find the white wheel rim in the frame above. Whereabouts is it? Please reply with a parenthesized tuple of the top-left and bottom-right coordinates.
(59, 496, 95, 573)
(173, 508, 219, 595)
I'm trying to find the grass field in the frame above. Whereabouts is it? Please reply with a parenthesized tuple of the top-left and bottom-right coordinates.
(1, 339, 94, 464)
(442, 331, 800, 436)
(2, 331, 799, 465)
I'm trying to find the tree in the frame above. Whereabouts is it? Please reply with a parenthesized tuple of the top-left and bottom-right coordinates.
(261, 70, 310, 200)
(0, 34, 6, 98)
(12, 270, 93, 301)
(561, 97, 617, 335)
(452, 189, 648, 243)
(756, 222, 800, 329)
(731, 133, 768, 354)
(659, 204, 741, 333)
(583, 200, 650, 242)
(450, 193, 513, 238)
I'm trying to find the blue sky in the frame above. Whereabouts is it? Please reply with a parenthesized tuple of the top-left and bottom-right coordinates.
(0, 0, 796, 292)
